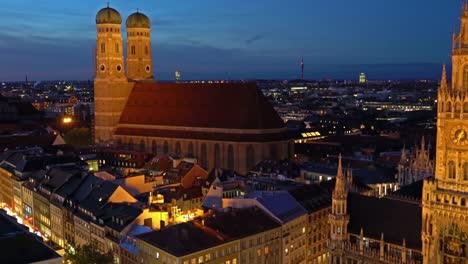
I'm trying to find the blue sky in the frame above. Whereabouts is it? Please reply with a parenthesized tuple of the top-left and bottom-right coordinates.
(0, 0, 460, 81)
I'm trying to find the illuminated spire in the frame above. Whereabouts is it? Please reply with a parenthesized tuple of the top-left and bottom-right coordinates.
(440, 64, 448, 92)
(334, 154, 346, 195)
(421, 135, 426, 152)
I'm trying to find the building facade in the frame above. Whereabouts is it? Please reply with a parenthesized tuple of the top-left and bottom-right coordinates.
(93, 5, 292, 174)
(421, 4, 468, 263)
(397, 138, 434, 187)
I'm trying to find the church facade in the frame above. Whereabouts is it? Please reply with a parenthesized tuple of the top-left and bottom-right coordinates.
(93, 5, 293, 174)
(328, 3, 468, 264)
(397, 138, 434, 187)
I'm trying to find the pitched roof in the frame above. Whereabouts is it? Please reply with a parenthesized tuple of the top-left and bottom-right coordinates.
(347, 193, 422, 250)
(288, 184, 332, 213)
(117, 82, 285, 130)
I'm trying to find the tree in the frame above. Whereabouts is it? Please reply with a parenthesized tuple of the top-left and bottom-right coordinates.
(63, 242, 114, 264)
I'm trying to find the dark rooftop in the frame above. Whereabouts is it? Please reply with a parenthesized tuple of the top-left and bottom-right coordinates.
(347, 193, 422, 250)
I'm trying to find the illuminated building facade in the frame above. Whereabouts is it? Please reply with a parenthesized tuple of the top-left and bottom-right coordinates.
(421, 3, 468, 263)
(359, 73, 366, 84)
(93, 5, 292, 174)
(397, 137, 434, 187)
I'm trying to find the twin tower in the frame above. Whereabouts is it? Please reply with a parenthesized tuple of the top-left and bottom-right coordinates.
(94, 5, 155, 142)
(95, 5, 153, 81)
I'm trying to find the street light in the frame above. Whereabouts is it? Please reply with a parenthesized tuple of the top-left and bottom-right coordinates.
(62, 116, 72, 124)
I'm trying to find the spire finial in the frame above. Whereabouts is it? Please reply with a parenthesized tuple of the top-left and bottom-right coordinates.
(440, 64, 448, 92)
(137, 8, 140, 13)
(107, 1, 110, 8)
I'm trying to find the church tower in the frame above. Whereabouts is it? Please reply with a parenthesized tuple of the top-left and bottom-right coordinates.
(328, 154, 350, 263)
(94, 4, 132, 143)
(126, 10, 153, 81)
(422, 3, 468, 263)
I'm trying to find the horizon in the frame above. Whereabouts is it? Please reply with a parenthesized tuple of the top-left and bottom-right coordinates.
(0, 0, 460, 81)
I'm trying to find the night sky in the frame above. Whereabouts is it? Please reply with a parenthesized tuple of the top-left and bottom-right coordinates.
(0, 0, 461, 81)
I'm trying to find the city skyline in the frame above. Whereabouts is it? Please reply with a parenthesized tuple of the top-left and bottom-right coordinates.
(0, 0, 461, 81)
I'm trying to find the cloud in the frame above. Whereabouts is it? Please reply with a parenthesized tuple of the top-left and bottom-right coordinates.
(245, 34, 263, 46)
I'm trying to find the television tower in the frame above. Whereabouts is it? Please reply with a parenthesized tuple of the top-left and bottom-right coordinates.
(300, 57, 304, 80)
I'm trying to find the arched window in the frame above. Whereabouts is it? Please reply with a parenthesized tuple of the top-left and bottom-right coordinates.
(175, 142, 181, 157)
(131, 45, 136, 55)
(115, 43, 119, 53)
(270, 144, 278, 160)
(246, 145, 255, 170)
(214, 144, 220, 168)
(128, 139, 134, 151)
(163, 141, 169, 154)
(448, 161, 456, 179)
(139, 140, 145, 152)
(200, 144, 207, 168)
(151, 140, 157, 154)
(464, 102, 468, 113)
(188, 142, 194, 157)
(456, 102, 461, 117)
(464, 163, 468, 180)
(145, 46, 149, 55)
(447, 101, 452, 112)
(462, 198, 466, 206)
(100, 43, 105, 53)
(227, 145, 234, 170)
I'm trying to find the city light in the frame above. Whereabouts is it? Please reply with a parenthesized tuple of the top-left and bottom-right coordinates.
(62, 117, 72, 124)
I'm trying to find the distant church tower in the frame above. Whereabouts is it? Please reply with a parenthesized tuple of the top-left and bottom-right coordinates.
(126, 10, 153, 81)
(94, 4, 132, 143)
(328, 154, 350, 263)
(422, 3, 468, 263)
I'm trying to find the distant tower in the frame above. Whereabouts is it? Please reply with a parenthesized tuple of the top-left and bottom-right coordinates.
(25, 74, 28, 84)
(300, 57, 304, 80)
(328, 154, 350, 262)
(126, 9, 153, 81)
(175, 70, 181, 82)
(359, 73, 366, 84)
(94, 3, 128, 143)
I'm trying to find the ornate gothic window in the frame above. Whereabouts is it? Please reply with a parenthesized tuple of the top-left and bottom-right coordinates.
(115, 43, 119, 53)
(100, 43, 105, 53)
(448, 161, 456, 179)
(464, 102, 468, 113)
(131, 45, 136, 55)
(447, 102, 452, 112)
(145, 46, 149, 55)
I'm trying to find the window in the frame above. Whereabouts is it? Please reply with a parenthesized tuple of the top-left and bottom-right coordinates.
(175, 142, 181, 156)
(464, 66, 468, 90)
(100, 43, 105, 53)
(464, 163, 468, 180)
(227, 145, 234, 170)
(246, 145, 255, 170)
(145, 46, 149, 55)
(131, 45, 136, 55)
(214, 144, 220, 168)
(448, 161, 456, 179)
(163, 141, 169, 154)
(200, 144, 207, 168)
(188, 142, 194, 157)
(447, 101, 452, 112)
(115, 43, 119, 53)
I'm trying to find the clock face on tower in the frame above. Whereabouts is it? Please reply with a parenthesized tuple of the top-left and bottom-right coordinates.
(451, 125, 468, 146)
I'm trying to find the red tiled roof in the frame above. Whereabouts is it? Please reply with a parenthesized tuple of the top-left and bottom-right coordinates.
(118, 82, 285, 130)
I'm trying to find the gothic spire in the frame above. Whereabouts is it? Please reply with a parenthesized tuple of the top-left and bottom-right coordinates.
(440, 64, 447, 92)
(334, 154, 346, 195)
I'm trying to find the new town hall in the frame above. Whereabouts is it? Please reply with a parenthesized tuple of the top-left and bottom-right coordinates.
(327, 4, 468, 264)
(93, 5, 292, 174)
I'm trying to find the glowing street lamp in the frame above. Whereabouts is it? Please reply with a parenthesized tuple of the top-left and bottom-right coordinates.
(62, 116, 72, 124)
